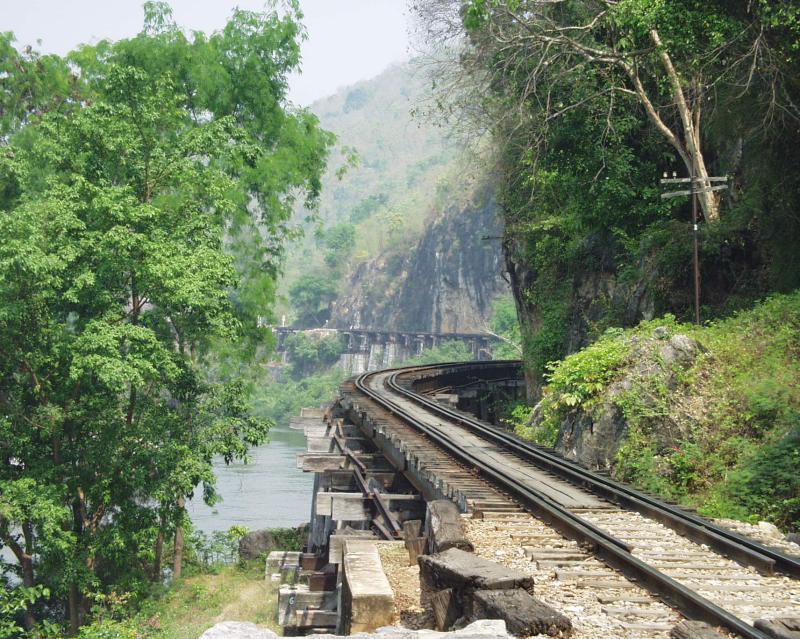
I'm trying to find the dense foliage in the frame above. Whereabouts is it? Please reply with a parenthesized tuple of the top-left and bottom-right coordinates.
(414, 0, 800, 531)
(0, 2, 332, 634)
(520, 292, 800, 530)
(418, 0, 800, 390)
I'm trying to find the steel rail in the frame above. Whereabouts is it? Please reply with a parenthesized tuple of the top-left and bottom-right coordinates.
(390, 361, 800, 579)
(352, 363, 780, 639)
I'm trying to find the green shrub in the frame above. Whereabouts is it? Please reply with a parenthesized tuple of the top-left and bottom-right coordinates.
(526, 291, 800, 530)
(714, 428, 800, 531)
(543, 327, 628, 408)
(76, 619, 143, 639)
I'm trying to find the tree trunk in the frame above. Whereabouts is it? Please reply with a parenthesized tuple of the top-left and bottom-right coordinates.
(650, 29, 720, 222)
(173, 496, 185, 579)
(20, 523, 36, 630)
(1, 522, 38, 630)
(68, 583, 81, 635)
(153, 529, 164, 581)
(20, 557, 36, 630)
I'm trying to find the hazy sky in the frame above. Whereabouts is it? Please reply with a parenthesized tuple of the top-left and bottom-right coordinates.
(3, 0, 411, 105)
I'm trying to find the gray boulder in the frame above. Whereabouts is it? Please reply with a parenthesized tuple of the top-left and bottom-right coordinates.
(199, 622, 278, 639)
(551, 332, 706, 471)
(238, 529, 275, 561)
(660, 334, 705, 368)
(308, 619, 513, 639)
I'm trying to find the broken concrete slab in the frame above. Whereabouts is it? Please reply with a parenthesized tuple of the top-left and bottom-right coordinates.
(470, 589, 571, 637)
(418, 548, 534, 595)
(425, 500, 473, 554)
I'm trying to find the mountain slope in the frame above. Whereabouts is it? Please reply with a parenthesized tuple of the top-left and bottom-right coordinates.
(276, 60, 508, 334)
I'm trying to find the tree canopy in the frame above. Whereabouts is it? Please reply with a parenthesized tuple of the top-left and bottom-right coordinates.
(415, 0, 800, 385)
(0, 2, 332, 633)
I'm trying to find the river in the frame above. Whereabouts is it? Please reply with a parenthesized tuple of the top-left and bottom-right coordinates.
(187, 422, 313, 534)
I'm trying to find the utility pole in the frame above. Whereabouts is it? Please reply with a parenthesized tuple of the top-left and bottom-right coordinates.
(660, 170, 728, 324)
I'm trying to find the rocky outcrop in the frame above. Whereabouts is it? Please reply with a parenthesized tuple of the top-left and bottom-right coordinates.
(237, 530, 275, 561)
(504, 232, 660, 398)
(329, 188, 509, 333)
(533, 327, 706, 470)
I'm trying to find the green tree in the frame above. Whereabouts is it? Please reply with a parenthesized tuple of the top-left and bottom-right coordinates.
(288, 275, 338, 328)
(456, 0, 799, 223)
(488, 297, 522, 360)
(0, 3, 332, 632)
(284, 333, 344, 377)
(416, 0, 800, 389)
(0, 33, 77, 140)
(323, 223, 356, 272)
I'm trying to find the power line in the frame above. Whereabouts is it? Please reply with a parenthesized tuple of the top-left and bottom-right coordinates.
(659, 170, 728, 325)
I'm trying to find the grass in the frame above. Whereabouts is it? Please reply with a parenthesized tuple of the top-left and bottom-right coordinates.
(138, 563, 279, 639)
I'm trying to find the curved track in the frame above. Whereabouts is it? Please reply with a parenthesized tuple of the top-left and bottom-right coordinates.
(353, 361, 800, 639)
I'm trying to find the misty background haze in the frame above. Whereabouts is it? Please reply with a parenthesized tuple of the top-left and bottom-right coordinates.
(3, 0, 412, 105)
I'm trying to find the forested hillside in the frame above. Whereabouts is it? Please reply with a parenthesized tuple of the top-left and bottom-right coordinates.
(277, 61, 509, 334)
(418, 0, 800, 390)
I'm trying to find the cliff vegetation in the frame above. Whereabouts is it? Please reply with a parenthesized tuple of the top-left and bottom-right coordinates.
(511, 292, 800, 531)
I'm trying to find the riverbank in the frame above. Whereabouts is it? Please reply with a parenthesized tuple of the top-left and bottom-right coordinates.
(140, 563, 279, 639)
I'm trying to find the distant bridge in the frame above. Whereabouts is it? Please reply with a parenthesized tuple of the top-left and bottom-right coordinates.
(271, 327, 497, 367)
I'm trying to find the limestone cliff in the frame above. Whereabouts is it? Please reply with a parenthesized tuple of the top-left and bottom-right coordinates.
(329, 189, 509, 333)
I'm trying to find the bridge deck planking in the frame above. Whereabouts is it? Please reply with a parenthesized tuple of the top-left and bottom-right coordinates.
(366, 371, 608, 511)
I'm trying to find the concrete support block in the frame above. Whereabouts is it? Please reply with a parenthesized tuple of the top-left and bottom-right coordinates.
(266, 551, 300, 575)
(329, 530, 377, 564)
(340, 540, 395, 634)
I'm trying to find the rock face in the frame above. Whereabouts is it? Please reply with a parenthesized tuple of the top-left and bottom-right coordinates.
(237, 530, 275, 561)
(536, 328, 706, 470)
(329, 189, 509, 333)
(504, 232, 659, 397)
(198, 622, 277, 639)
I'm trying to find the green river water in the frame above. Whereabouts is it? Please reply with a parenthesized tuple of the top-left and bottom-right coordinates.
(187, 423, 313, 533)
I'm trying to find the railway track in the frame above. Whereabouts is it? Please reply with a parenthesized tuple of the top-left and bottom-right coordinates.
(351, 361, 800, 639)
